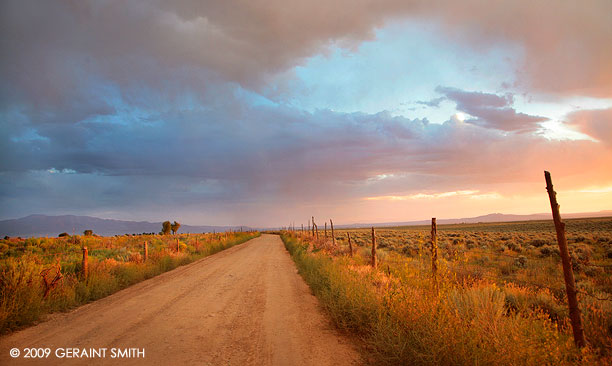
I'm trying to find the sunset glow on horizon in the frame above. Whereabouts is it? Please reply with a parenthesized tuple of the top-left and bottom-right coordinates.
(1, 1, 611, 227)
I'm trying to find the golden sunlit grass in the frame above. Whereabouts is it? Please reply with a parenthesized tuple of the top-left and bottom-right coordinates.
(281, 217, 612, 365)
(0, 231, 260, 333)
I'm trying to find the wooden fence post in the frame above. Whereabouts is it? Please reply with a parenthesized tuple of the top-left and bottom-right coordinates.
(347, 232, 353, 257)
(324, 222, 327, 240)
(81, 247, 88, 279)
(371, 227, 377, 268)
(330, 219, 336, 246)
(176, 238, 180, 253)
(195, 237, 199, 251)
(545, 171, 586, 348)
(431, 218, 438, 293)
(144, 241, 148, 261)
(312, 217, 315, 237)
(308, 219, 311, 237)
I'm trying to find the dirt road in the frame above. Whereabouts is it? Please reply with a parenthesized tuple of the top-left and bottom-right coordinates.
(0, 234, 361, 365)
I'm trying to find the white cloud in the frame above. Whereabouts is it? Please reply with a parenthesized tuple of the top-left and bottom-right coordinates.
(366, 190, 484, 201)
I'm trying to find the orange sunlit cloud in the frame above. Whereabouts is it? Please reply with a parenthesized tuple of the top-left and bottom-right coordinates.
(364, 190, 497, 201)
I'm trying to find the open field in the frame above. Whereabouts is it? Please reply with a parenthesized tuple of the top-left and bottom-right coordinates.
(281, 217, 612, 365)
(0, 231, 260, 333)
(385, 216, 612, 233)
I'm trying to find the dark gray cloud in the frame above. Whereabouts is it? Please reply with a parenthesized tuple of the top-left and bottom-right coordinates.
(436, 86, 547, 132)
(436, 87, 512, 109)
(416, 97, 446, 108)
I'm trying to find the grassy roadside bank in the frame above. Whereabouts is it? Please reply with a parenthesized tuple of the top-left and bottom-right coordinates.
(281, 232, 605, 365)
(1, 232, 260, 334)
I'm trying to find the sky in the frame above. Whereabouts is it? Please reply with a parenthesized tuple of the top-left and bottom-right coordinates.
(1, 0, 611, 227)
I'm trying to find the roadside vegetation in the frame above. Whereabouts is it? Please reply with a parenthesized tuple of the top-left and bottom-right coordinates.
(281, 217, 612, 365)
(0, 231, 259, 333)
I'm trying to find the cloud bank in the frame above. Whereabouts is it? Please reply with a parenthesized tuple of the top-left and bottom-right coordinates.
(1, 0, 611, 225)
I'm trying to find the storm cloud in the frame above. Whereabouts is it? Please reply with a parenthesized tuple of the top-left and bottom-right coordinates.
(1, 0, 611, 226)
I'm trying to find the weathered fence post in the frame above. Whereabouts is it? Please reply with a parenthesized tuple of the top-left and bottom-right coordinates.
(81, 247, 88, 279)
(371, 227, 377, 268)
(347, 232, 353, 257)
(312, 216, 315, 237)
(176, 238, 180, 253)
(308, 219, 311, 237)
(545, 171, 586, 348)
(144, 241, 148, 261)
(312, 217, 319, 240)
(330, 219, 336, 247)
(431, 218, 438, 293)
(324, 222, 327, 240)
(195, 237, 199, 251)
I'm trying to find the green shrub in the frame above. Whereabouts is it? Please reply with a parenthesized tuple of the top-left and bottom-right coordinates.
(530, 239, 550, 248)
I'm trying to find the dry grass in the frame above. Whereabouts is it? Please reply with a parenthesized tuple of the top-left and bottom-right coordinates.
(0, 231, 260, 333)
(281, 218, 612, 365)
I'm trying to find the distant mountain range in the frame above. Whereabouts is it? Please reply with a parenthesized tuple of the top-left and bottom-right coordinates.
(2, 211, 611, 237)
(337, 211, 612, 229)
(0, 214, 251, 238)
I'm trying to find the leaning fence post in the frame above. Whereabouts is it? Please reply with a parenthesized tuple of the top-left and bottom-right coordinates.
(144, 241, 148, 261)
(371, 227, 377, 268)
(347, 232, 353, 257)
(330, 219, 336, 247)
(431, 218, 438, 293)
(545, 171, 586, 348)
(81, 247, 88, 279)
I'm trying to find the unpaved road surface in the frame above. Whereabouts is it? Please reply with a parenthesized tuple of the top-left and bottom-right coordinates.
(0, 234, 361, 365)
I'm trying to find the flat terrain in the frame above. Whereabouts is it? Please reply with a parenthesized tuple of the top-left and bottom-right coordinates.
(0, 234, 360, 365)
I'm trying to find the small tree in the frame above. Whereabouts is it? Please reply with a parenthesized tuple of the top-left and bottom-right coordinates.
(161, 221, 172, 235)
(171, 221, 181, 235)
(58, 232, 69, 237)
(83, 229, 93, 236)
